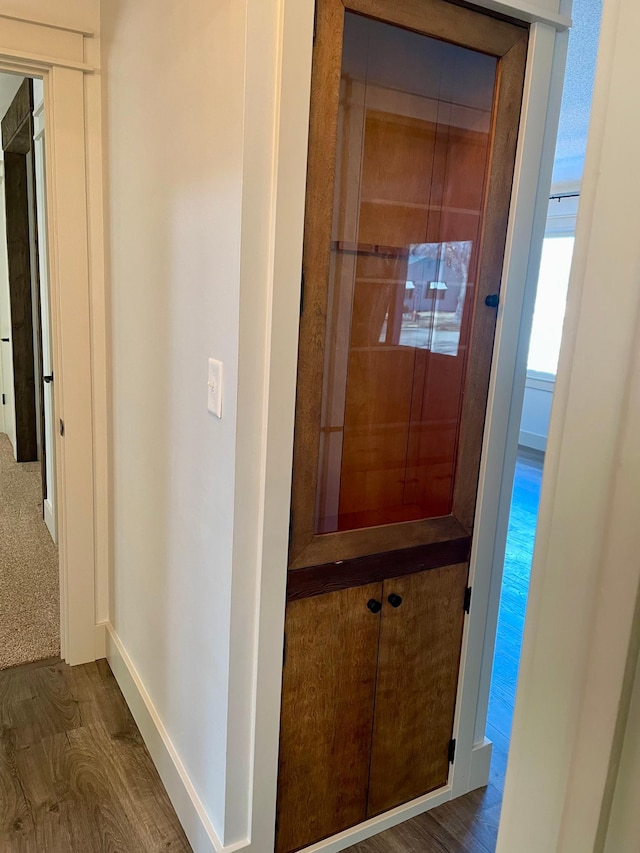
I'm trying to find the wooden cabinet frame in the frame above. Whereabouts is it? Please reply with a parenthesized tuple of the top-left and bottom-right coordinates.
(289, 0, 528, 572)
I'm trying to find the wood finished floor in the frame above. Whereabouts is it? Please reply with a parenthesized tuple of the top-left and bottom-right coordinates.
(0, 657, 192, 852)
(347, 449, 543, 853)
(0, 451, 542, 853)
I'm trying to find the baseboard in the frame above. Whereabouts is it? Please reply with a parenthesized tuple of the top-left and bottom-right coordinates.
(105, 623, 246, 853)
(468, 737, 493, 791)
(300, 787, 452, 852)
(94, 621, 107, 659)
(44, 498, 56, 544)
(518, 429, 547, 452)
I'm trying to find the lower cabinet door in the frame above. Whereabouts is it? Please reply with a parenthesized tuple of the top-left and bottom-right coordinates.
(367, 563, 469, 816)
(275, 582, 382, 853)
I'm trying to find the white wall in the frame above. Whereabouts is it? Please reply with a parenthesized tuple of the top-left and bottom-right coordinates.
(101, 0, 246, 844)
(497, 0, 640, 848)
(519, 372, 554, 451)
(603, 639, 640, 853)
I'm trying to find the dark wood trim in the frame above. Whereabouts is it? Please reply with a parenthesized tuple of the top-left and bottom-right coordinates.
(288, 0, 345, 566)
(346, 0, 527, 57)
(287, 536, 471, 600)
(452, 34, 528, 531)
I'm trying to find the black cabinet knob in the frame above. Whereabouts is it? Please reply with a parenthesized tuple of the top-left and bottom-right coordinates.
(485, 293, 500, 308)
(387, 593, 403, 608)
(367, 599, 382, 614)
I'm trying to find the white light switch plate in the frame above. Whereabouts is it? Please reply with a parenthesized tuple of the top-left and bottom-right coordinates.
(208, 358, 223, 418)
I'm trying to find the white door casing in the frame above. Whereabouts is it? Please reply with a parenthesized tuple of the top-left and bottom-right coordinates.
(32, 79, 56, 543)
(0, 7, 104, 666)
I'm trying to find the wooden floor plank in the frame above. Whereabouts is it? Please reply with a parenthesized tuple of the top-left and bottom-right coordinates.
(0, 658, 192, 852)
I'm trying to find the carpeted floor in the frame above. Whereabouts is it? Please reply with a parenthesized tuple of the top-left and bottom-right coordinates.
(0, 432, 59, 669)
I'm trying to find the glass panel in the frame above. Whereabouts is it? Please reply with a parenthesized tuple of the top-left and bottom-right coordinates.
(527, 236, 574, 375)
(315, 12, 497, 534)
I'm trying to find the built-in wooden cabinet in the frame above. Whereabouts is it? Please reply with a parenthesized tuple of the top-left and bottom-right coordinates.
(276, 0, 528, 849)
(277, 563, 468, 852)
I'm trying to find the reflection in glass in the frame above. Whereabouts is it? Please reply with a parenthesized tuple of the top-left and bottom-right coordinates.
(315, 12, 497, 534)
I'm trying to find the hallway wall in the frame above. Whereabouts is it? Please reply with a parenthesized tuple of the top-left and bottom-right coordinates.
(101, 0, 247, 845)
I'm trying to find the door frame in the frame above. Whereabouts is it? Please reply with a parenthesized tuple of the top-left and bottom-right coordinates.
(240, 1, 572, 851)
(0, 13, 105, 666)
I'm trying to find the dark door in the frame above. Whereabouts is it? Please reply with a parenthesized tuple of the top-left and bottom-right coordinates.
(3, 79, 46, 503)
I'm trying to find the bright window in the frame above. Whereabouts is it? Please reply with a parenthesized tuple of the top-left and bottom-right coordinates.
(527, 235, 574, 375)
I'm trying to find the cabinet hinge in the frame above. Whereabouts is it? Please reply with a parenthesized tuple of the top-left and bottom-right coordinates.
(464, 586, 472, 614)
(448, 738, 456, 765)
(1, 393, 4, 405)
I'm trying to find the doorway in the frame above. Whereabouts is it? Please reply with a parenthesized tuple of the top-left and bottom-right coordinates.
(0, 72, 59, 669)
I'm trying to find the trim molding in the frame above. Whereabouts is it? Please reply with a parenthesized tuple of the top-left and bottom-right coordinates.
(300, 786, 453, 852)
(104, 623, 247, 853)
(0, 47, 94, 73)
(0, 11, 94, 37)
(468, 738, 493, 791)
(519, 429, 547, 452)
(44, 497, 56, 544)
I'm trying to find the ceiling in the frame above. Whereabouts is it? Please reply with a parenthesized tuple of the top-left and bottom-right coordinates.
(551, 0, 603, 190)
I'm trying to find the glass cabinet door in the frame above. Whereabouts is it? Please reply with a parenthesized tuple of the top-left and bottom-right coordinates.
(289, 0, 527, 572)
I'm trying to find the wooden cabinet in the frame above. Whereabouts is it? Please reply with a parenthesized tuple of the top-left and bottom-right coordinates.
(277, 0, 528, 849)
(276, 563, 468, 851)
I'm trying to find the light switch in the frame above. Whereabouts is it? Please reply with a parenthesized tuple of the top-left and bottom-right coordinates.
(207, 358, 223, 418)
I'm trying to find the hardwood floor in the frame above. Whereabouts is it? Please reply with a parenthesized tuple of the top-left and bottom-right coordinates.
(0, 450, 543, 853)
(347, 449, 543, 853)
(0, 657, 192, 852)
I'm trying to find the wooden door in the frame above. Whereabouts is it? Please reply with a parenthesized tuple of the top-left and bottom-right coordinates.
(368, 563, 468, 816)
(2, 79, 45, 484)
(275, 584, 382, 853)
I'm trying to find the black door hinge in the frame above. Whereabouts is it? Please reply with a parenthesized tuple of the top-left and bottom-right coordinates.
(448, 738, 456, 765)
(59, 418, 64, 437)
(1, 393, 4, 405)
(464, 586, 472, 614)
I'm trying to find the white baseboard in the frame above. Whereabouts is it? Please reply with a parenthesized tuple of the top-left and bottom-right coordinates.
(44, 498, 56, 544)
(468, 737, 493, 791)
(105, 623, 246, 853)
(518, 429, 547, 452)
(300, 787, 453, 852)
(94, 621, 107, 659)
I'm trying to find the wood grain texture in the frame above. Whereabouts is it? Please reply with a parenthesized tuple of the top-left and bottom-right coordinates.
(367, 564, 468, 816)
(289, 0, 529, 570)
(346, 451, 541, 853)
(288, 0, 345, 567)
(4, 149, 37, 463)
(452, 34, 528, 532)
(276, 584, 382, 853)
(287, 537, 470, 600)
(0, 658, 191, 852)
(347, 0, 526, 58)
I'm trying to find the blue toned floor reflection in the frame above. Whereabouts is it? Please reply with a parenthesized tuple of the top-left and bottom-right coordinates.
(486, 447, 544, 782)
